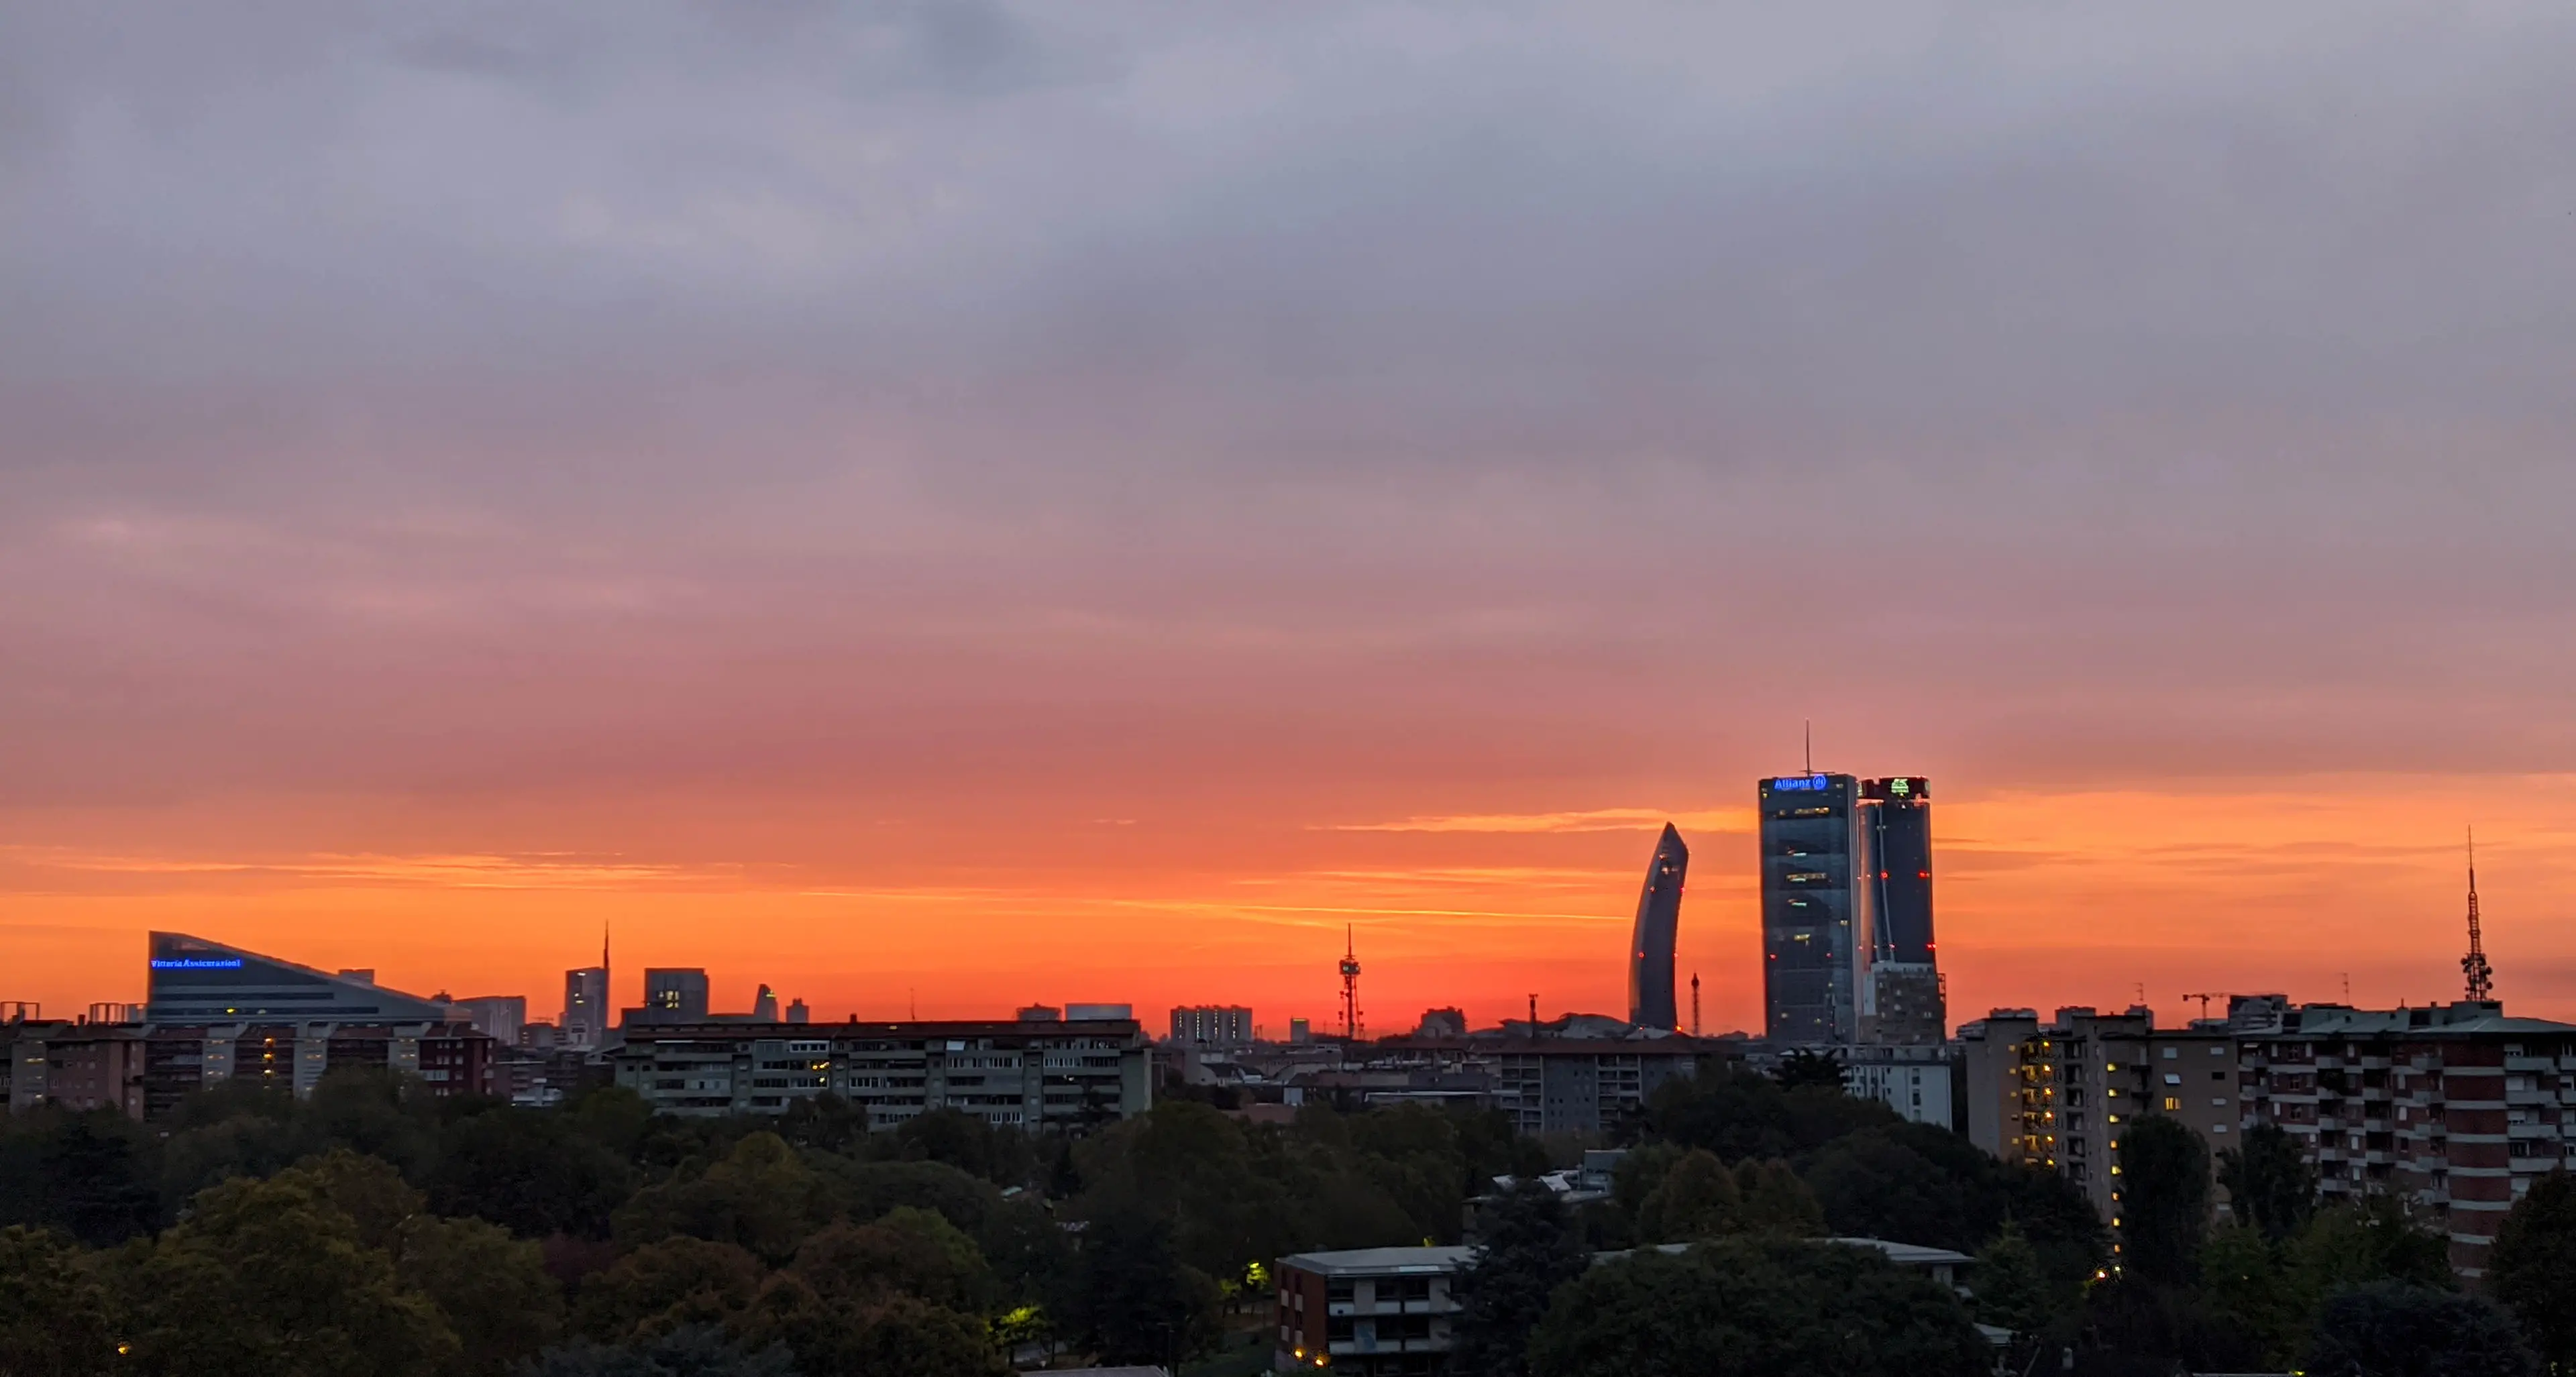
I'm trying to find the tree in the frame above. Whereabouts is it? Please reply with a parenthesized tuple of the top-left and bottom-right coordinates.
(1451, 1180, 1587, 1377)
(1634, 1150, 1737, 1242)
(2194, 1224, 2301, 1367)
(572, 1237, 767, 1343)
(521, 1324, 799, 1377)
(1970, 1223, 2050, 1340)
(788, 1207, 991, 1311)
(2214, 1123, 2315, 1242)
(0, 1225, 121, 1377)
(1525, 1237, 1989, 1377)
(397, 1214, 566, 1376)
(751, 1291, 1005, 1377)
(428, 1108, 633, 1240)
(1731, 1160, 1824, 1235)
(112, 1172, 459, 1377)
(2489, 1170, 2576, 1374)
(613, 1135, 839, 1264)
(2114, 1115, 2208, 1286)
(2286, 1195, 2454, 1299)
(1063, 1213, 1220, 1367)
(2302, 1281, 2538, 1377)
(1771, 1049, 1847, 1093)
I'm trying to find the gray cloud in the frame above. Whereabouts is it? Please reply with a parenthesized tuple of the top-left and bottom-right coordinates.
(4, 1, 2575, 814)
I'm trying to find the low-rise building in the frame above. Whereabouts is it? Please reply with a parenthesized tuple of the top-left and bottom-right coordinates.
(608, 1019, 1152, 1128)
(3, 1017, 496, 1119)
(1275, 1245, 1472, 1376)
(1840, 1042, 1958, 1130)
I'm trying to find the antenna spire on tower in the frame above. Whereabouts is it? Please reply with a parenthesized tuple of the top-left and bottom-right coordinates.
(1338, 924, 1363, 1041)
(1804, 720, 1813, 775)
(2463, 826, 2494, 1001)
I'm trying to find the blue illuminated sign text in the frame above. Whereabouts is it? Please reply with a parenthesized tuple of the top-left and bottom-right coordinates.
(150, 958, 244, 970)
(1770, 775, 1830, 791)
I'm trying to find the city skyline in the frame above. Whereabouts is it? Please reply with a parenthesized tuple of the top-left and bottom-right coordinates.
(11, 774, 2561, 1038)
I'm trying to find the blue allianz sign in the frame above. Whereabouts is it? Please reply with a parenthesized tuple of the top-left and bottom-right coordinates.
(1769, 775, 1831, 791)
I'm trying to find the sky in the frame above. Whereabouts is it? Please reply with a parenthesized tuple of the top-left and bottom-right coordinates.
(7, 3, 2576, 1036)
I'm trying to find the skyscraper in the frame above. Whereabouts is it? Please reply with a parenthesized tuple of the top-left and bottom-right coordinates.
(1858, 776, 1945, 1044)
(1759, 773, 1874, 1044)
(641, 969, 710, 1022)
(562, 926, 610, 1049)
(561, 968, 608, 1048)
(1627, 823, 1688, 1030)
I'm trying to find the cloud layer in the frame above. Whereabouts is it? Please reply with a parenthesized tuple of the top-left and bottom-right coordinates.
(5, 2, 2574, 1024)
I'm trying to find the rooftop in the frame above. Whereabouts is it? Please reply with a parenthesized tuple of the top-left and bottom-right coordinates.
(1278, 1245, 1477, 1275)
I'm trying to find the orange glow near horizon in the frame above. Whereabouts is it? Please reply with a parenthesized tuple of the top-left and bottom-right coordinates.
(8, 771, 2573, 1037)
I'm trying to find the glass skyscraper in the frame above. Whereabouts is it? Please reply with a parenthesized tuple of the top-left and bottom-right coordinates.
(1759, 774, 1872, 1044)
(1859, 776, 1945, 1044)
(1627, 823, 1688, 1030)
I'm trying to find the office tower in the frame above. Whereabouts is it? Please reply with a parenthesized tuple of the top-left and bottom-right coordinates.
(786, 999, 810, 1024)
(1627, 824, 1688, 1030)
(752, 985, 780, 1022)
(145, 932, 455, 1023)
(643, 969, 710, 1021)
(451, 995, 527, 1045)
(562, 968, 608, 1048)
(1171, 1005, 1254, 1046)
(1858, 776, 1945, 1044)
(1758, 773, 1874, 1044)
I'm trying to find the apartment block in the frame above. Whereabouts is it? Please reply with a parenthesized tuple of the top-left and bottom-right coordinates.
(1275, 1245, 1471, 1376)
(1840, 1042, 1957, 1130)
(608, 1019, 1152, 1128)
(1493, 1036, 1711, 1135)
(1959, 1007, 2239, 1246)
(3, 1017, 496, 1120)
(2231, 996, 2576, 1278)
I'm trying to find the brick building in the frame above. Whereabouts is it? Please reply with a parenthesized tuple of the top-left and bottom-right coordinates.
(3, 1017, 496, 1120)
(2230, 996, 2576, 1278)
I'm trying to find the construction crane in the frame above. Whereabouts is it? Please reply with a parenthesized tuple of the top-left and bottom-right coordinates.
(2181, 993, 2233, 1020)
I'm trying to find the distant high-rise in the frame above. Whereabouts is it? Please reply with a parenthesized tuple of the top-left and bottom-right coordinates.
(1759, 773, 1873, 1044)
(562, 967, 608, 1048)
(643, 969, 710, 1022)
(1171, 1005, 1254, 1046)
(1859, 776, 1945, 1044)
(1627, 824, 1688, 1030)
(751, 985, 780, 1022)
(562, 924, 611, 1049)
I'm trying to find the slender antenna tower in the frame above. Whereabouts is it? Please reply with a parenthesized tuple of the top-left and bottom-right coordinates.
(1804, 720, 1813, 775)
(1690, 973, 1702, 1037)
(1339, 925, 1363, 1041)
(2463, 828, 2494, 1001)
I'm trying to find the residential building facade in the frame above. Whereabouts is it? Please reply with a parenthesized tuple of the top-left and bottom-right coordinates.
(1493, 1036, 1711, 1135)
(608, 1019, 1152, 1128)
(1275, 1245, 1471, 1376)
(3, 1017, 496, 1119)
(2231, 996, 2576, 1278)
(1959, 1006, 2239, 1253)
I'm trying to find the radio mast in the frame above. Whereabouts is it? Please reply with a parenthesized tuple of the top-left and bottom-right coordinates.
(2463, 828, 2494, 1001)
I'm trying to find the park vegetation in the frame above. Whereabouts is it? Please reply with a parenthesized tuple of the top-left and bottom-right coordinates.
(0, 1060, 2570, 1376)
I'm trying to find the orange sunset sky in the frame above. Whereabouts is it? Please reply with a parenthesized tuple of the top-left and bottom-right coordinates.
(6, 6, 2576, 1034)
